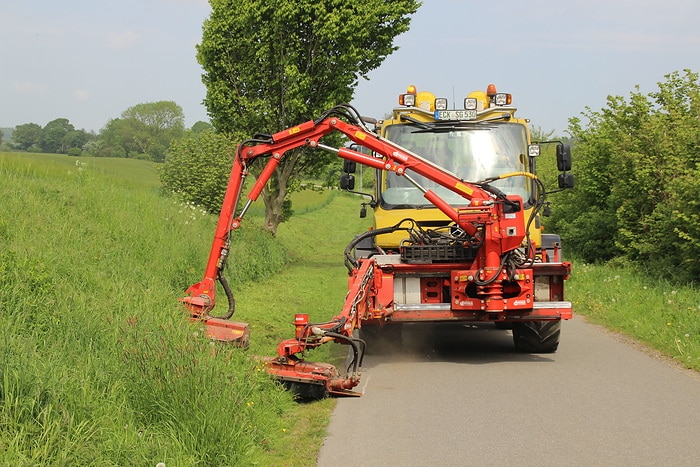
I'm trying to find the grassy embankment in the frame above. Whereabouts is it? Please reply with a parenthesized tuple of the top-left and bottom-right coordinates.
(0, 152, 368, 465)
(1, 152, 698, 465)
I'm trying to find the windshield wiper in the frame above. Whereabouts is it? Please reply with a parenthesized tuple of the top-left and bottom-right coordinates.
(399, 114, 433, 130)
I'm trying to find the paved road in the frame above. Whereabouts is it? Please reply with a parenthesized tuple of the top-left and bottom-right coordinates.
(317, 316, 700, 466)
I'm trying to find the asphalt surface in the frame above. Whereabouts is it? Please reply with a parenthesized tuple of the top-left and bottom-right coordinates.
(317, 316, 700, 466)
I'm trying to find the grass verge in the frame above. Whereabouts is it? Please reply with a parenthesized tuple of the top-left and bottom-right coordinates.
(0, 152, 365, 465)
(568, 261, 700, 371)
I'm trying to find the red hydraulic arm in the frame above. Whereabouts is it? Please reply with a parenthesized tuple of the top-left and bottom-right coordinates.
(181, 106, 526, 396)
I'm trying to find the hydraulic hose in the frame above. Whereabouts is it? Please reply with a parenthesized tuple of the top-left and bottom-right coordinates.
(324, 331, 365, 375)
(207, 271, 235, 320)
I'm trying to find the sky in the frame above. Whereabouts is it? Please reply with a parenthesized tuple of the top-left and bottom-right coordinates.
(2, 0, 700, 135)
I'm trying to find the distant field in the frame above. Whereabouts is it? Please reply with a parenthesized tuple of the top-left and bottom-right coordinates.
(1, 151, 162, 186)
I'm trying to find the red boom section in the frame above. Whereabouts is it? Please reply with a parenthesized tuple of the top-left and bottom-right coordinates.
(182, 117, 499, 316)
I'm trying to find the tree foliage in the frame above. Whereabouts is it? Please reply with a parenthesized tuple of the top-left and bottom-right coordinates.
(9, 102, 189, 159)
(95, 101, 185, 161)
(159, 130, 238, 214)
(191, 121, 214, 133)
(11, 120, 93, 154)
(196, 0, 421, 233)
(40, 118, 74, 153)
(551, 70, 700, 282)
(12, 123, 43, 150)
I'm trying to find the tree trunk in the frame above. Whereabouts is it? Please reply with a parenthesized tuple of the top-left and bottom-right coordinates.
(260, 150, 301, 235)
(262, 186, 285, 235)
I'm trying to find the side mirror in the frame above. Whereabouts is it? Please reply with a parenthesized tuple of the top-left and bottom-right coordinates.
(340, 173, 355, 190)
(343, 159, 357, 174)
(556, 144, 572, 171)
(558, 173, 575, 189)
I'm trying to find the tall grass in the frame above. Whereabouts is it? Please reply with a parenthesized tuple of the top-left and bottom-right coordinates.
(0, 152, 342, 465)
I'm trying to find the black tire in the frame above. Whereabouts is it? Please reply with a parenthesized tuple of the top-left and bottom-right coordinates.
(512, 320, 561, 353)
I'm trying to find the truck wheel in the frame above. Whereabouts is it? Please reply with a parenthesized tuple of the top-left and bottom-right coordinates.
(512, 320, 561, 353)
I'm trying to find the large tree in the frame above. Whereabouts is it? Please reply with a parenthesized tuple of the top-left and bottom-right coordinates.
(197, 0, 421, 233)
(100, 117, 146, 158)
(12, 123, 43, 150)
(98, 101, 185, 161)
(40, 118, 74, 153)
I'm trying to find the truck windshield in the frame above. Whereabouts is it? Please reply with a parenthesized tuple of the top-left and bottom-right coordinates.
(382, 122, 531, 208)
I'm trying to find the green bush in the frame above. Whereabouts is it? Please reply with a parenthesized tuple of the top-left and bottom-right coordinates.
(552, 70, 700, 282)
(159, 131, 238, 214)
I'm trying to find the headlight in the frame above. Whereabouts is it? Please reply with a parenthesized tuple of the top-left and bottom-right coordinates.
(464, 97, 477, 110)
(495, 93, 512, 106)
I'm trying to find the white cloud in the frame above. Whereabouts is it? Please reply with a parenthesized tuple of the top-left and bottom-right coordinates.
(74, 89, 90, 101)
(13, 81, 48, 94)
(107, 30, 141, 49)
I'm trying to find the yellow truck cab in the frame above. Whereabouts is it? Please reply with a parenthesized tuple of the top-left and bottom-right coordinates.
(369, 84, 547, 254)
